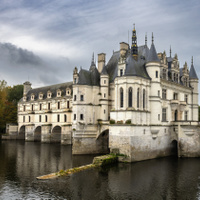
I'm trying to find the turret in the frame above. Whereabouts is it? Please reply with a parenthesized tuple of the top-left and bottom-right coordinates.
(189, 57, 199, 121)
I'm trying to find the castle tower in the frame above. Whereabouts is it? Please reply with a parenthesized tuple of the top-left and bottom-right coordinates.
(100, 64, 109, 121)
(131, 24, 138, 60)
(146, 33, 161, 124)
(189, 57, 199, 121)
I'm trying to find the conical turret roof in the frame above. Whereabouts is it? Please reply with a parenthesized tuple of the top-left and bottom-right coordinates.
(189, 60, 198, 79)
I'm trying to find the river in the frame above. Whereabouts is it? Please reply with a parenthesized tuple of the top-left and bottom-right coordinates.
(0, 140, 200, 199)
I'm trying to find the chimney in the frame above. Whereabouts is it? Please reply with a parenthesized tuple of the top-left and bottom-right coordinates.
(23, 81, 32, 96)
(98, 53, 106, 73)
(120, 42, 129, 57)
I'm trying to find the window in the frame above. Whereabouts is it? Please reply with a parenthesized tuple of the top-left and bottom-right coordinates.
(67, 101, 69, 108)
(158, 90, 160, 97)
(39, 104, 42, 110)
(104, 93, 106, 98)
(74, 78, 77, 83)
(120, 88, 123, 108)
(185, 111, 188, 121)
(39, 115, 41, 122)
(64, 114, 67, 122)
(162, 89, 167, 100)
(80, 95, 84, 101)
(23, 105, 26, 111)
(173, 93, 178, 100)
(48, 103, 51, 110)
(80, 114, 84, 120)
(31, 95, 34, 100)
(32, 105, 34, 111)
(156, 71, 158, 78)
(104, 80, 106, 84)
(143, 89, 145, 109)
(74, 95, 76, 101)
(74, 114, 76, 120)
(45, 115, 48, 122)
(162, 108, 167, 121)
(137, 88, 140, 108)
(58, 102, 60, 109)
(185, 95, 188, 103)
(158, 114, 160, 121)
(120, 69, 123, 76)
(29, 116, 31, 122)
(23, 116, 25, 122)
(57, 114, 60, 122)
(128, 87, 132, 107)
(104, 109, 106, 114)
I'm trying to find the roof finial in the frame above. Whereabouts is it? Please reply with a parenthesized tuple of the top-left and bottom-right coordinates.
(92, 52, 94, 64)
(145, 33, 147, 46)
(192, 56, 193, 65)
(152, 32, 154, 44)
(133, 23, 135, 30)
(170, 46, 172, 57)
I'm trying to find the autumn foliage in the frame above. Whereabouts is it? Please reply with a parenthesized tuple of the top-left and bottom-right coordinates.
(0, 80, 23, 133)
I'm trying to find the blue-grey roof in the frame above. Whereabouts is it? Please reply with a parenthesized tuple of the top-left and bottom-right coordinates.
(125, 54, 150, 79)
(21, 81, 73, 102)
(78, 67, 100, 86)
(189, 64, 198, 79)
(101, 64, 108, 75)
(138, 45, 150, 60)
(146, 43, 160, 63)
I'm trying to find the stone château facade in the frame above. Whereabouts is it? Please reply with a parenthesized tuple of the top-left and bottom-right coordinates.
(17, 25, 200, 162)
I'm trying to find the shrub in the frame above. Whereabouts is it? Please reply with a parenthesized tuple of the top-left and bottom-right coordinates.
(125, 119, 131, 124)
(110, 119, 115, 124)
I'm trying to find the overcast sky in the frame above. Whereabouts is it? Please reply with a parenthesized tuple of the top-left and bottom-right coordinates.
(0, 0, 199, 92)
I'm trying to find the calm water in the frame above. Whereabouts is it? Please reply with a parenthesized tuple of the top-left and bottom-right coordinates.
(0, 141, 200, 200)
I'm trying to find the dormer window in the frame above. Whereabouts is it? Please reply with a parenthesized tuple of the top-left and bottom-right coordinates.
(31, 94, 35, 101)
(23, 96, 27, 101)
(47, 90, 52, 98)
(66, 88, 71, 96)
(39, 92, 43, 100)
(57, 89, 61, 97)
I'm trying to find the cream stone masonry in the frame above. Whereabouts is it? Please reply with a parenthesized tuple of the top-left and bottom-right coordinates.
(12, 25, 200, 162)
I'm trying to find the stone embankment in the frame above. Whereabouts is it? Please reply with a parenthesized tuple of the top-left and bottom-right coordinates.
(36, 154, 119, 180)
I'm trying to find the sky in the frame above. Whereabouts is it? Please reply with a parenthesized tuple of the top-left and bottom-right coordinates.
(0, 0, 199, 92)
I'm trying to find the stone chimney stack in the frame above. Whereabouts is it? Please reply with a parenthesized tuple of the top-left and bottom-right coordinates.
(120, 42, 129, 57)
(98, 53, 106, 73)
(23, 81, 32, 96)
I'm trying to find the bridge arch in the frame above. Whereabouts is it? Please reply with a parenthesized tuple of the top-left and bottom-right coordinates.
(51, 125, 61, 143)
(19, 126, 25, 140)
(170, 140, 178, 156)
(34, 126, 42, 142)
(96, 129, 109, 153)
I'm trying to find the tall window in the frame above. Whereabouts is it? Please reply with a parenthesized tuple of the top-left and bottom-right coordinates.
(23, 105, 26, 111)
(173, 93, 178, 100)
(74, 95, 76, 101)
(58, 102, 60, 109)
(143, 89, 145, 109)
(67, 101, 70, 108)
(40, 104, 42, 110)
(120, 88, 123, 108)
(80, 95, 84, 101)
(155, 71, 158, 78)
(80, 114, 84, 120)
(162, 89, 167, 100)
(184, 94, 188, 103)
(23, 116, 25, 122)
(32, 105, 34, 111)
(48, 103, 51, 110)
(162, 108, 167, 121)
(128, 87, 132, 107)
(74, 114, 76, 120)
(29, 116, 31, 122)
(39, 115, 41, 122)
(120, 69, 123, 76)
(57, 114, 60, 122)
(64, 114, 67, 122)
(185, 111, 188, 121)
(45, 115, 48, 122)
(137, 88, 140, 108)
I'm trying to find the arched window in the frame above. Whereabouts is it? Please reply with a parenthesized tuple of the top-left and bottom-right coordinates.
(128, 87, 132, 107)
(143, 89, 145, 109)
(120, 88, 123, 108)
(137, 88, 140, 108)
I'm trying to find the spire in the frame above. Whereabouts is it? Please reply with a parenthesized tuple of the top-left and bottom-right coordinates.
(170, 46, 172, 57)
(189, 56, 198, 79)
(90, 52, 96, 71)
(146, 34, 160, 63)
(145, 33, 147, 46)
(131, 23, 138, 60)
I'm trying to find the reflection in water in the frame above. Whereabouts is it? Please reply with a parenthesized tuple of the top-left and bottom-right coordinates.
(0, 140, 200, 199)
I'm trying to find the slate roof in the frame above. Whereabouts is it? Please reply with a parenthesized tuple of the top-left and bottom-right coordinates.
(189, 64, 198, 79)
(125, 54, 151, 79)
(78, 67, 100, 86)
(101, 64, 108, 75)
(20, 81, 73, 102)
(146, 43, 160, 62)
